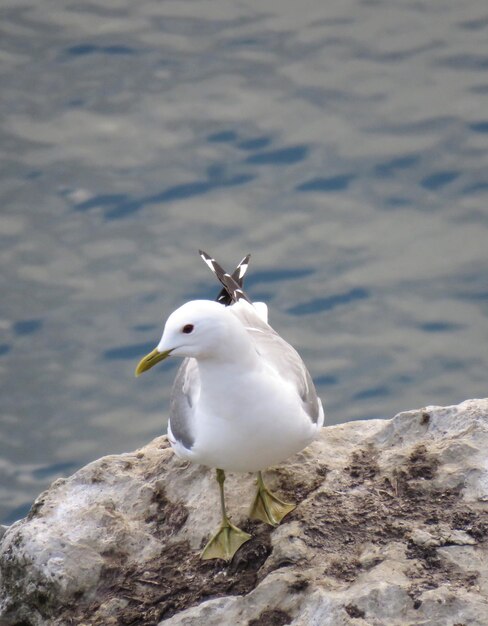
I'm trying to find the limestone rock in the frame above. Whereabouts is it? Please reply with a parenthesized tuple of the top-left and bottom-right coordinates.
(0, 399, 487, 625)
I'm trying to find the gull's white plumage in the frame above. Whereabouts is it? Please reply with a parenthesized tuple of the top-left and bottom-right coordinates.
(158, 298, 324, 472)
(136, 251, 325, 560)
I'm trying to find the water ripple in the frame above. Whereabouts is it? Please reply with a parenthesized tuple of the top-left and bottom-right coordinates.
(438, 54, 488, 70)
(207, 130, 239, 143)
(64, 44, 136, 57)
(353, 386, 390, 401)
(13, 319, 43, 336)
(74, 194, 129, 212)
(469, 121, 488, 133)
(103, 342, 157, 360)
(375, 155, 419, 177)
(32, 461, 78, 480)
(287, 288, 369, 316)
(419, 321, 464, 333)
(246, 268, 314, 286)
(420, 171, 459, 190)
(296, 174, 354, 192)
(237, 137, 272, 151)
(245, 145, 309, 165)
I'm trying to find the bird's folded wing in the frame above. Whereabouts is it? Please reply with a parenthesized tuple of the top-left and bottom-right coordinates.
(230, 301, 323, 424)
(169, 357, 200, 449)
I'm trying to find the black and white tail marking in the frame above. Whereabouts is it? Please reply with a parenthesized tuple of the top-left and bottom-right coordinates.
(215, 253, 250, 305)
(235, 254, 250, 282)
(199, 250, 253, 305)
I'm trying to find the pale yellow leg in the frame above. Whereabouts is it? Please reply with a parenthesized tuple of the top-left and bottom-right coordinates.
(249, 471, 295, 526)
(201, 468, 252, 561)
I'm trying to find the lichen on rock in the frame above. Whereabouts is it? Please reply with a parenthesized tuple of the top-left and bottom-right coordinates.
(0, 399, 487, 625)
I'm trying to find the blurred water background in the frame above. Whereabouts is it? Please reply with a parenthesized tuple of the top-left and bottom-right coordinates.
(1, 0, 487, 524)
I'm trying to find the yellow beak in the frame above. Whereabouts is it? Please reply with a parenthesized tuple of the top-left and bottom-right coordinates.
(135, 348, 172, 377)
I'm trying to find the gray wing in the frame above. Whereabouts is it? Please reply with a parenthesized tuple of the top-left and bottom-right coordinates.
(169, 357, 199, 449)
(230, 303, 323, 424)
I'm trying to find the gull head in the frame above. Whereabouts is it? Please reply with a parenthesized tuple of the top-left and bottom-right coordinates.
(135, 300, 236, 376)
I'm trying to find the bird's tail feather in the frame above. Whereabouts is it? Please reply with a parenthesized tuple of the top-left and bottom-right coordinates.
(199, 250, 253, 305)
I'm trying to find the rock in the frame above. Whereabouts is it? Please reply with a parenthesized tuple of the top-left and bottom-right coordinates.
(0, 398, 487, 625)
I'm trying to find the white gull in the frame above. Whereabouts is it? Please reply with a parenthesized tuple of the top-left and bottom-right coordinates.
(136, 251, 324, 560)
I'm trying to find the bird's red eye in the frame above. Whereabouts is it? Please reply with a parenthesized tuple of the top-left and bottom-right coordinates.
(182, 324, 194, 334)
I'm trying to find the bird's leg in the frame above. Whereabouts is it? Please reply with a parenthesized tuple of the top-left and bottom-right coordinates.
(201, 468, 252, 561)
(249, 471, 295, 526)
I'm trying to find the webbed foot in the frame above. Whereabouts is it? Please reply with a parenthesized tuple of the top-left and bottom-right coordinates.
(249, 472, 295, 526)
(201, 518, 251, 561)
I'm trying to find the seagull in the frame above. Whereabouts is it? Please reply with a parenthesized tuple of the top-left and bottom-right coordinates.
(135, 251, 324, 560)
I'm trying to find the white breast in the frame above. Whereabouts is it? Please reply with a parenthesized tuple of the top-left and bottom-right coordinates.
(175, 368, 319, 472)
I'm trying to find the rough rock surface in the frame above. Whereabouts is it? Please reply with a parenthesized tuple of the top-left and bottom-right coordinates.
(1, 398, 487, 626)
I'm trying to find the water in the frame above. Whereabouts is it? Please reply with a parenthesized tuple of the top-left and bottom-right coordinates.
(1, 0, 487, 523)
